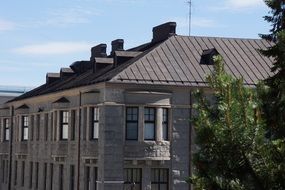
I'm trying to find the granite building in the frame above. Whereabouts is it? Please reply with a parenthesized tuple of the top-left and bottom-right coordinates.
(0, 22, 273, 190)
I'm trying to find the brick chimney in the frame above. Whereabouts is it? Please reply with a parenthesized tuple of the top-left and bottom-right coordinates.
(152, 22, 176, 43)
(90, 43, 107, 60)
(111, 39, 124, 55)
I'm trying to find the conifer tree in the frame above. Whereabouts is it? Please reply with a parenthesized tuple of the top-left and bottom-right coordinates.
(260, 0, 285, 138)
(189, 56, 285, 190)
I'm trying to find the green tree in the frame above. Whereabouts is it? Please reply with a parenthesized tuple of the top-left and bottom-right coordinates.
(189, 1, 285, 189)
(189, 56, 285, 190)
(260, 0, 285, 138)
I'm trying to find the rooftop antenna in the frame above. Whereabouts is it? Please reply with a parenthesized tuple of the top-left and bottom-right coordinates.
(187, 0, 192, 36)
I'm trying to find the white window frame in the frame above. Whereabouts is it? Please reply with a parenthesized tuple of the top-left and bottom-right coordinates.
(91, 107, 99, 140)
(60, 111, 69, 140)
(22, 116, 29, 141)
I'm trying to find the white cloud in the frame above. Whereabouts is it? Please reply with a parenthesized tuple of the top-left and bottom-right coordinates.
(22, 6, 100, 28)
(227, 0, 263, 8)
(208, 0, 264, 11)
(13, 41, 93, 55)
(192, 18, 218, 28)
(44, 7, 99, 26)
(0, 19, 15, 31)
(174, 17, 220, 29)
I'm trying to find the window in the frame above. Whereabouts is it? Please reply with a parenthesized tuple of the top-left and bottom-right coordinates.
(2, 160, 5, 183)
(35, 162, 39, 189)
(43, 163, 47, 190)
(151, 169, 169, 190)
(60, 111, 69, 140)
(84, 166, 91, 190)
(14, 161, 18, 186)
(29, 115, 33, 141)
(144, 107, 156, 140)
(69, 165, 75, 190)
(29, 162, 33, 188)
(162, 108, 169, 140)
(84, 166, 97, 190)
(50, 113, 54, 141)
(93, 167, 98, 190)
(70, 110, 76, 141)
(50, 163, 53, 190)
(2, 160, 8, 184)
(59, 164, 64, 190)
(2, 160, 9, 184)
(126, 107, 139, 140)
(124, 168, 141, 190)
(91, 107, 99, 140)
(36, 114, 40, 141)
(44, 114, 48, 141)
(21, 161, 25, 187)
(22, 116, 29, 141)
(4, 118, 9, 141)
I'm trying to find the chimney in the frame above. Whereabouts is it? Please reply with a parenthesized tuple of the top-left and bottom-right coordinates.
(114, 51, 142, 67)
(152, 22, 176, 43)
(46, 73, 60, 85)
(111, 39, 124, 55)
(70, 61, 92, 74)
(90, 44, 107, 60)
(93, 58, 114, 73)
(60, 68, 74, 78)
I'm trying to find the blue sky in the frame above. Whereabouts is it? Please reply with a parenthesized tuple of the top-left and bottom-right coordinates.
(0, 0, 270, 87)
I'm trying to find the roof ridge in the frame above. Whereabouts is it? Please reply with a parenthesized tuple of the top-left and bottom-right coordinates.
(177, 35, 267, 41)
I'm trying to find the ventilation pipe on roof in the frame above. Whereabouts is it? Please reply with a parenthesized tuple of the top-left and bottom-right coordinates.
(90, 44, 107, 59)
(200, 48, 219, 65)
(111, 39, 124, 55)
(152, 22, 176, 43)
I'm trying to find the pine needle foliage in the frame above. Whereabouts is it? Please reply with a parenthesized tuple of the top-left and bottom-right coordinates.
(260, 0, 285, 138)
(189, 56, 285, 190)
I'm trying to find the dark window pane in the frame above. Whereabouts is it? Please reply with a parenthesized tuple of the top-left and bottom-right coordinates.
(124, 168, 141, 190)
(151, 184, 159, 190)
(151, 169, 169, 190)
(126, 123, 138, 140)
(162, 108, 168, 140)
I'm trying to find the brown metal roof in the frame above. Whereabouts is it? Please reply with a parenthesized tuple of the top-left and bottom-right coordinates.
(10, 35, 273, 102)
(110, 35, 273, 86)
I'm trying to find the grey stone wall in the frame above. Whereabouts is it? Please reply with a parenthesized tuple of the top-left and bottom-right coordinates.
(0, 84, 194, 190)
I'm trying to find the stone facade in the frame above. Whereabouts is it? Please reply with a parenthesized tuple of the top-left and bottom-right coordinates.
(0, 84, 193, 190)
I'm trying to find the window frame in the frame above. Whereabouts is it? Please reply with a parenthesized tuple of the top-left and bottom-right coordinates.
(60, 111, 69, 140)
(84, 166, 91, 190)
(151, 168, 169, 190)
(162, 108, 169, 141)
(21, 161, 25, 187)
(22, 116, 29, 141)
(144, 107, 156, 141)
(124, 168, 142, 190)
(125, 107, 139, 141)
(69, 165, 75, 190)
(59, 164, 64, 190)
(36, 114, 40, 141)
(29, 161, 33, 188)
(90, 107, 99, 140)
(14, 160, 18, 186)
(4, 118, 9, 141)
